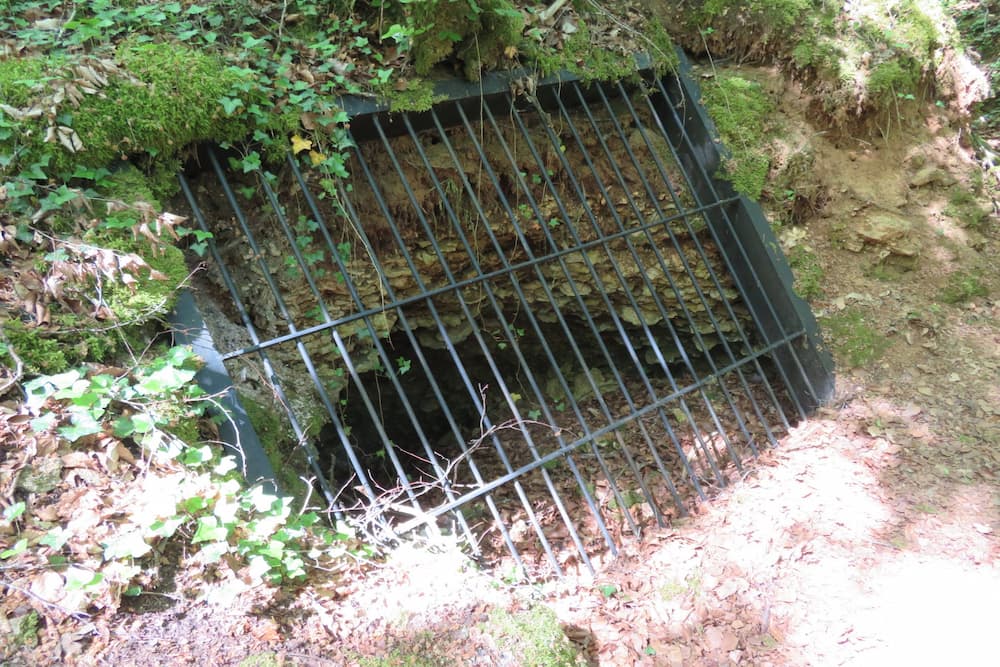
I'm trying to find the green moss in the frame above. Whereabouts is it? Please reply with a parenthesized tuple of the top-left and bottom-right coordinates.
(4, 322, 69, 375)
(644, 17, 681, 74)
(532, 22, 642, 83)
(458, 0, 525, 80)
(378, 79, 442, 113)
(64, 41, 248, 171)
(408, 0, 523, 79)
(485, 605, 584, 666)
(240, 393, 310, 499)
(356, 631, 451, 666)
(867, 59, 920, 105)
(699, 75, 773, 199)
(0, 41, 251, 182)
(791, 34, 843, 76)
(944, 189, 988, 229)
(822, 309, 889, 368)
(699, 0, 811, 33)
(8, 610, 40, 651)
(787, 246, 823, 301)
(0, 56, 53, 107)
(939, 271, 989, 304)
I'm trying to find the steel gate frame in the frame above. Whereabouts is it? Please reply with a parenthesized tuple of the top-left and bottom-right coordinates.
(174, 51, 834, 578)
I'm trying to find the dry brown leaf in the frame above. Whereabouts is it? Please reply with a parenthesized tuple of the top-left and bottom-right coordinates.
(705, 625, 739, 652)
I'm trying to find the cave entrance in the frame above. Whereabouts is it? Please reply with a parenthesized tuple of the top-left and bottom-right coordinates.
(175, 53, 833, 579)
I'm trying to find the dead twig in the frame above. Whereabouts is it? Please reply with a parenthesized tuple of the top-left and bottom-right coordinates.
(1, 577, 92, 621)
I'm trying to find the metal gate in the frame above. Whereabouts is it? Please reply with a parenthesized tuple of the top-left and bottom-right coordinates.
(175, 54, 833, 578)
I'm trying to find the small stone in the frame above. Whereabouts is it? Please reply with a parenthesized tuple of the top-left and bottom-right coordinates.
(857, 213, 912, 244)
(909, 165, 954, 188)
(16, 456, 63, 494)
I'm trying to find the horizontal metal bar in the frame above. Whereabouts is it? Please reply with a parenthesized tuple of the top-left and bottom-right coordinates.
(405, 332, 805, 520)
(218, 195, 739, 361)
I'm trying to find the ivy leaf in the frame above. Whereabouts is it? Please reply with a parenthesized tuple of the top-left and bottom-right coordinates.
(130, 413, 156, 434)
(65, 567, 104, 592)
(40, 526, 72, 549)
(192, 516, 229, 544)
(103, 530, 152, 560)
(135, 365, 196, 395)
(218, 96, 243, 114)
(0, 538, 27, 559)
(148, 517, 184, 539)
(58, 411, 103, 442)
(2, 501, 26, 524)
(30, 412, 58, 433)
(112, 416, 135, 438)
(199, 540, 229, 563)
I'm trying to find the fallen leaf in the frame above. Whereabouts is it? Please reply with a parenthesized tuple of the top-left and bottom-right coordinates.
(705, 625, 739, 652)
(291, 134, 312, 154)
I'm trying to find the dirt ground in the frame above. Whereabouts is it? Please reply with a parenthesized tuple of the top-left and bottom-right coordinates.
(9, 62, 999, 666)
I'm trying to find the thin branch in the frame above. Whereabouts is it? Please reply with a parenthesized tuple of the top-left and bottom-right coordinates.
(1, 577, 92, 621)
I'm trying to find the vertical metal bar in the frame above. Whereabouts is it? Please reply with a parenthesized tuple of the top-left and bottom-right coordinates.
(568, 81, 774, 456)
(345, 123, 568, 575)
(367, 110, 611, 574)
(623, 80, 800, 428)
(493, 93, 730, 489)
(177, 171, 338, 507)
(202, 149, 392, 505)
(257, 163, 481, 549)
(412, 108, 662, 536)
(433, 106, 688, 521)
(546, 83, 760, 473)
(647, 76, 819, 419)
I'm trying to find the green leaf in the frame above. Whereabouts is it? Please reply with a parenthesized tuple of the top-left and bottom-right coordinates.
(183, 496, 209, 514)
(259, 539, 286, 560)
(130, 413, 156, 434)
(112, 416, 135, 438)
(219, 96, 243, 114)
(1, 538, 28, 559)
(2, 501, 26, 524)
(148, 517, 184, 539)
(135, 365, 196, 395)
(103, 530, 152, 560)
(124, 585, 142, 597)
(40, 526, 72, 549)
(65, 567, 103, 592)
(199, 541, 230, 563)
(58, 411, 103, 442)
(214, 456, 238, 476)
(30, 412, 58, 433)
(182, 445, 213, 466)
(597, 584, 618, 598)
(192, 516, 229, 544)
(240, 151, 262, 173)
